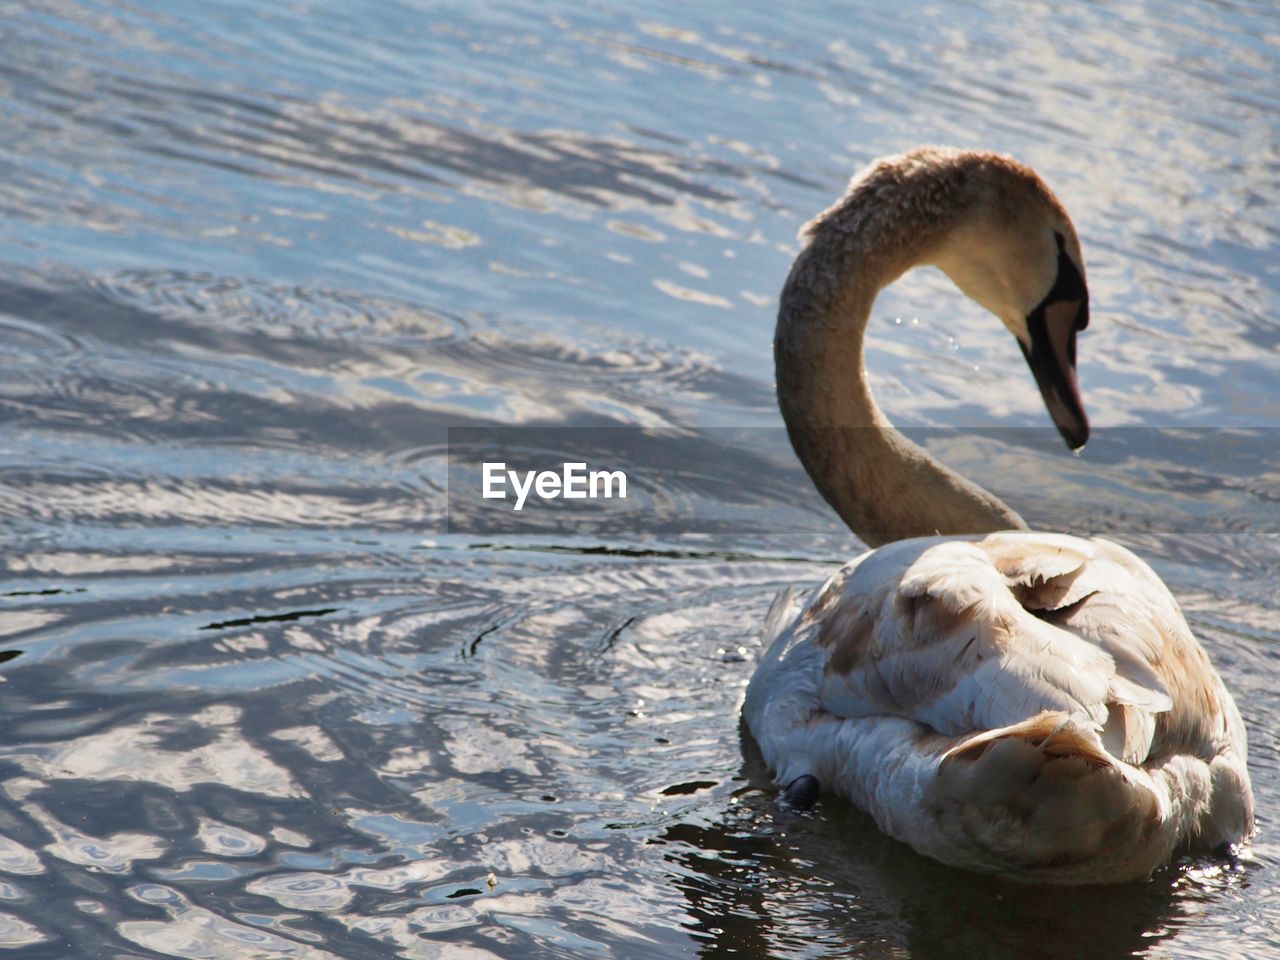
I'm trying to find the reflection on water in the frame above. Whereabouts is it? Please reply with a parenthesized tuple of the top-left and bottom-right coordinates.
(664, 776, 1186, 960)
(0, 0, 1277, 957)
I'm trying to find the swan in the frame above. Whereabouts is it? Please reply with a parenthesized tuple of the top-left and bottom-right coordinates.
(743, 147, 1254, 883)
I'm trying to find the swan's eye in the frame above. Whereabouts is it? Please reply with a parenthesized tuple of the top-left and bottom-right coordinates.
(1039, 232, 1088, 331)
(1020, 231, 1090, 450)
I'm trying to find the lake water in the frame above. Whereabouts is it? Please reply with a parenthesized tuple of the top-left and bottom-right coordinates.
(1, 1, 1278, 957)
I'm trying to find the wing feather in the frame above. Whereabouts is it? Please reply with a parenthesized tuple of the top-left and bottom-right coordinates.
(814, 533, 1182, 765)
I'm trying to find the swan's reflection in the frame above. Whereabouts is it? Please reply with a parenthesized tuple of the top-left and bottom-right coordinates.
(660, 726, 1189, 960)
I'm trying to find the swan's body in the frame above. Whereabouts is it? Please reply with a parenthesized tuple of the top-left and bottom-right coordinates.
(743, 148, 1254, 883)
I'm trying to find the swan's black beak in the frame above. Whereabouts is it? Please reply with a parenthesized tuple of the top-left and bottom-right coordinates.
(1021, 234, 1090, 451)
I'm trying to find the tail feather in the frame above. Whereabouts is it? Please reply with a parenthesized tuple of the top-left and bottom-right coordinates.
(929, 711, 1169, 878)
(941, 711, 1112, 769)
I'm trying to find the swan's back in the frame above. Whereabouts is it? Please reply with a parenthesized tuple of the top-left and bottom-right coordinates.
(744, 531, 1253, 883)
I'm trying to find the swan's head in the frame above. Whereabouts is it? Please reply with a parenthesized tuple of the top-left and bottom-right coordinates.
(927, 154, 1091, 450)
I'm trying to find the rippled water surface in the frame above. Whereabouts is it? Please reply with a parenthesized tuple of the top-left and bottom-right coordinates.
(1, 1, 1278, 957)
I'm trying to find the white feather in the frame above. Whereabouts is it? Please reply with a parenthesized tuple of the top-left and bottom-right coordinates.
(745, 532, 1254, 882)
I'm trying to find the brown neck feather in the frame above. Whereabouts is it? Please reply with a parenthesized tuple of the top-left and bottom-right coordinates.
(775, 154, 1028, 547)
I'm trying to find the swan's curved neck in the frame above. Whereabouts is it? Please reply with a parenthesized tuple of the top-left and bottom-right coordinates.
(775, 192, 1027, 548)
